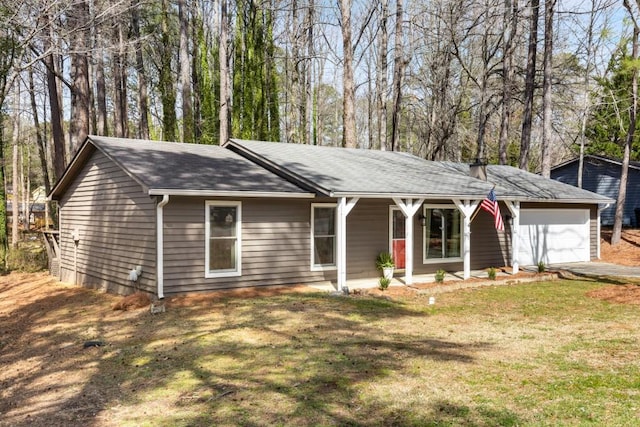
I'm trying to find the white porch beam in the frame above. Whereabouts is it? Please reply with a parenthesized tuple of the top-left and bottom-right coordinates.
(336, 197, 359, 290)
(504, 201, 520, 274)
(452, 199, 479, 280)
(392, 197, 424, 285)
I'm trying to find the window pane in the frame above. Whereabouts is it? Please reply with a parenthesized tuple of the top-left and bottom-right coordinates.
(425, 208, 461, 260)
(210, 206, 237, 238)
(445, 210, 461, 257)
(314, 236, 335, 265)
(425, 209, 444, 259)
(314, 208, 335, 235)
(210, 238, 236, 270)
(392, 210, 405, 239)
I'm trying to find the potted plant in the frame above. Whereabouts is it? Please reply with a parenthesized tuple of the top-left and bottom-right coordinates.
(376, 251, 395, 280)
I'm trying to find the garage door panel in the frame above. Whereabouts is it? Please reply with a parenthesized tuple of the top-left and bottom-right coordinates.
(518, 209, 590, 265)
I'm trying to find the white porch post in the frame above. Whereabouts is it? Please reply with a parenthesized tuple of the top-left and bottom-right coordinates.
(452, 199, 479, 280)
(336, 197, 359, 290)
(505, 201, 520, 274)
(392, 198, 424, 285)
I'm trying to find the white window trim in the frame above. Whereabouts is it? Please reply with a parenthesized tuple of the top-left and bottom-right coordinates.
(205, 201, 242, 278)
(422, 204, 464, 264)
(311, 203, 338, 271)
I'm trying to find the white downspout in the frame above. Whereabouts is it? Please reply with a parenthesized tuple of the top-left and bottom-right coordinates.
(156, 195, 170, 299)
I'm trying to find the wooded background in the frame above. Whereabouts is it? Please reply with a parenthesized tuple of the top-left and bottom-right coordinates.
(0, 0, 638, 263)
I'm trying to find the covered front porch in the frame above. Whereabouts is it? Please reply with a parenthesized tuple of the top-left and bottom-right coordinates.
(333, 196, 522, 291)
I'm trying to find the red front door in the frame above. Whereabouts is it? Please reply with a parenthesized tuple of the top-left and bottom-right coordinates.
(391, 208, 406, 269)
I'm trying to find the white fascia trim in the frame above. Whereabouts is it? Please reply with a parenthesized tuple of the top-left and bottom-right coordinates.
(150, 189, 315, 198)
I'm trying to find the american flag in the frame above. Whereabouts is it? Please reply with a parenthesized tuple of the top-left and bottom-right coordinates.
(480, 189, 505, 231)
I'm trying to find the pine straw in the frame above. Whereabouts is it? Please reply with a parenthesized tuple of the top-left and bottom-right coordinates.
(110, 291, 151, 311)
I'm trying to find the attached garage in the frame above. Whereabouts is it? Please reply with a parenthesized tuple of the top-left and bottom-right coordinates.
(518, 208, 590, 265)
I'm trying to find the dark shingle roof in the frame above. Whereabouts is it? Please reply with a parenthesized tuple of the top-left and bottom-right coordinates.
(50, 136, 312, 199)
(51, 136, 614, 204)
(440, 162, 613, 203)
(226, 139, 494, 198)
(227, 139, 612, 203)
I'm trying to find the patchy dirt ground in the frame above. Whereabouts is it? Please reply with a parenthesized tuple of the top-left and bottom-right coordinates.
(1, 230, 640, 425)
(600, 228, 640, 266)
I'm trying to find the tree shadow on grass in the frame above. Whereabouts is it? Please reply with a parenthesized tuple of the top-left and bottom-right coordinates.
(1, 282, 501, 426)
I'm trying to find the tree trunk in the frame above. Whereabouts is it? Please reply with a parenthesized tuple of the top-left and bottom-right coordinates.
(132, 2, 150, 140)
(219, 0, 230, 145)
(179, 0, 194, 143)
(160, 0, 177, 141)
(340, 0, 356, 148)
(577, 1, 598, 188)
(377, 0, 388, 150)
(499, 0, 517, 165)
(305, 0, 315, 145)
(113, 17, 129, 138)
(28, 66, 51, 195)
(612, 3, 639, 245)
(43, 13, 66, 182)
(390, 0, 404, 152)
(11, 91, 19, 249)
(95, 41, 108, 136)
(69, 0, 91, 153)
(540, 0, 556, 178)
(518, 0, 539, 170)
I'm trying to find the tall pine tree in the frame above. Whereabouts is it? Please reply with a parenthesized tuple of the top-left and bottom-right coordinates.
(232, 0, 280, 141)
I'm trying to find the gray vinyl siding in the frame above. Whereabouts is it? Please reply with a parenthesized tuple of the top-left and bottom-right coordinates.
(59, 149, 156, 294)
(552, 160, 640, 226)
(520, 202, 598, 261)
(163, 197, 335, 294)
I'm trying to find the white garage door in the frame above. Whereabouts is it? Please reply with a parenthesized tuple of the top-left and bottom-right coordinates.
(518, 209, 590, 265)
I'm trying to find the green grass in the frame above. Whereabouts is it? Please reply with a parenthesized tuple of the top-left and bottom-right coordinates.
(3, 277, 640, 426)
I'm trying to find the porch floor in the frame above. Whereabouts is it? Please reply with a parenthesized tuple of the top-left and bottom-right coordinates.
(308, 268, 522, 292)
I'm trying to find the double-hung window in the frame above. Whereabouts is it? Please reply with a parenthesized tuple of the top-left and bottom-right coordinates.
(311, 203, 337, 270)
(423, 205, 462, 263)
(205, 201, 241, 277)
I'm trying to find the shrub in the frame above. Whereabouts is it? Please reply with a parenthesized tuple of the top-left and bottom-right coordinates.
(375, 251, 395, 270)
(378, 277, 391, 290)
(8, 244, 48, 273)
(488, 267, 497, 280)
(435, 269, 446, 283)
(537, 261, 546, 273)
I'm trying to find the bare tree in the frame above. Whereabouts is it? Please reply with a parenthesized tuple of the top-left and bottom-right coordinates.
(69, 0, 91, 152)
(339, 0, 357, 148)
(540, 0, 556, 177)
(390, 0, 405, 152)
(377, 0, 389, 150)
(519, 0, 539, 170)
(179, 0, 194, 143)
(219, 0, 230, 144)
(498, 0, 518, 165)
(612, 0, 639, 245)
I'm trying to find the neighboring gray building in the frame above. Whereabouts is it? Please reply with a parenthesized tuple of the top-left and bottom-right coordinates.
(49, 136, 612, 297)
(551, 155, 640, 227)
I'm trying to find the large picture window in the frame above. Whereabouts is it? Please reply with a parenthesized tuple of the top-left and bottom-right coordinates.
(311, 204, 337, 270)
(205, 201, 241, 277)
(423, 205, 462, 263)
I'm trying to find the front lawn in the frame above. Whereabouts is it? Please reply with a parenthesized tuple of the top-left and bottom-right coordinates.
(1, 273, 639, 426)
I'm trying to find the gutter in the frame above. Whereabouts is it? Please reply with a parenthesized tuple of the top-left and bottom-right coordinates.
(156, 195, 170, 299)
(148, 189, 315, 198)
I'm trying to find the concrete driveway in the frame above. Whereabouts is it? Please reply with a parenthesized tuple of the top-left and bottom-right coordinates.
(548, 262, 640, 279)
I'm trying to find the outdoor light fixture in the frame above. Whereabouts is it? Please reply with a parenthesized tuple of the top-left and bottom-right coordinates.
(417, 213, 427, 226)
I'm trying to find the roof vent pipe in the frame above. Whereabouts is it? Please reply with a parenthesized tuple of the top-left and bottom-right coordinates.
(470, 158, 487, 181)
